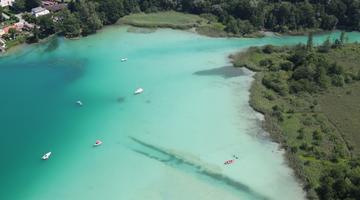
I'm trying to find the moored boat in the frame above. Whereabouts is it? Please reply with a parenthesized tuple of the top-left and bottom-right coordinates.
(134, 88, 144, 95)
(42, 152, 52, 160)
(76, 100, 83, 106)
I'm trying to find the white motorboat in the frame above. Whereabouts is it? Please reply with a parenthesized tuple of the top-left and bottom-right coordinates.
(121, 58, 128, 62)
(76, 100, 83, 106)
(134, 88, 144, 95)
(93, 140, 102, 147)
(42, 152, 52, 160)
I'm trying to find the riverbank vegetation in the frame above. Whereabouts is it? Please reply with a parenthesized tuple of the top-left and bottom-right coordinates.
(118, 11, 206, 30)
(18, 0, 360, 40)
(232, 33, 360, 199)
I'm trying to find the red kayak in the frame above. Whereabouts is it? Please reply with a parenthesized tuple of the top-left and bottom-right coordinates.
(224, 159, 235, 165)
(93, 140, 102, 147)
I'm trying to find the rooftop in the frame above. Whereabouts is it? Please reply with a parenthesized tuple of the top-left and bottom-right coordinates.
(31, 6, 48, 13)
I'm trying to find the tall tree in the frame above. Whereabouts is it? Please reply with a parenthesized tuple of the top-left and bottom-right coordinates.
(13, 0, 26, 12)
(25, 0, 41, 11)
(55, 9, 81, 38)
(307, 32, 314, 50)
(76, 0, 103, 35)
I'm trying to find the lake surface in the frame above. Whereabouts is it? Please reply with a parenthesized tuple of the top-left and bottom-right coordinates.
(1, 27, 360, 200)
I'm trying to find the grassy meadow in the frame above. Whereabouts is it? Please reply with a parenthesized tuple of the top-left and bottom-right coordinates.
(118, 11, 264, 38)
(118, 11, 206, 29)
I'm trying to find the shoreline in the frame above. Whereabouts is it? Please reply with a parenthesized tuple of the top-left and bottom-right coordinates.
(1, 9, 339, 54)
(247, 72, 308, 190)
(230, 42, 360, 200)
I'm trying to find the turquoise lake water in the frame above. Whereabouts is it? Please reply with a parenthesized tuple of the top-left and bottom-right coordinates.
(2, 27, 360, 200)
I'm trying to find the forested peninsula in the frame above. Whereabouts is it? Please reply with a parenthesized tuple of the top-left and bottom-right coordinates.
(232, 34, 360, 200)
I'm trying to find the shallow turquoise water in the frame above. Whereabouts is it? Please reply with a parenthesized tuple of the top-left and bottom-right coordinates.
(1, 27, 360, 200)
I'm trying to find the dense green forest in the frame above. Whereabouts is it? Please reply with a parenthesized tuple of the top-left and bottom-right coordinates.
(232, 35, 360, 200)
(14, 0, 360, 38)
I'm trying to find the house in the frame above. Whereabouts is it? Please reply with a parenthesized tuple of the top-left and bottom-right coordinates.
(0, 0, 15, 7)
(31, 7, 50, 17)
(41, 0, 56, 7)
(0, 24, 21, 36)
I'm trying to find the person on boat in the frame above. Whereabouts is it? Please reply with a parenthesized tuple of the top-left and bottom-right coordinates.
(224, 159, 235, 165)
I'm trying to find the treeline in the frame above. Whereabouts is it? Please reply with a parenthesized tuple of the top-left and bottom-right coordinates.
(132, 0, 360, 34)
(258, 32, 359, 96)
(20, 0, 360, 38)
(317, 158, 360, 200)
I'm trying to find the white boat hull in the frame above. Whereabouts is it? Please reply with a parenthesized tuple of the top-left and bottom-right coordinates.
(134, 88, 144, 95)
(42, 152, 52, 160)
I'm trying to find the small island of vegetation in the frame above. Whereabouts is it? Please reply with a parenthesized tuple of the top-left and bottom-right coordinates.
(232, 33, 360, 200)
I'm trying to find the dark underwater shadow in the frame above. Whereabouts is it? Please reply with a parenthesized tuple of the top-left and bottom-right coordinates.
(129, 137, 271, 200)
(43, 37, 60, 52)
(193, 66, 247, 79)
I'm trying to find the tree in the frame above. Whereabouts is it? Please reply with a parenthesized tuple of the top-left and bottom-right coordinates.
(318, 37, 331, 53)
(55, 9, 81, 38)
(307, 33, 313, 50)
(340, 31, 347, 45)
(37, 15, 55, 37)
(22, 13, 36, 23)
(27, 26, 39, 43)
(321, 14, 338, 30)
(0, 7, 3, 23)
(8, 28, 17, 39)
(25, 0, 41, 11)
(97, 0, 126, 25)
(225, 16, 239, 34)
(75, 0, 103, 35)
(13, 0, 26, 12)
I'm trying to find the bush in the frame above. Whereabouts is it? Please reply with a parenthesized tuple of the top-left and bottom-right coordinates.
(297, 131, 305, 140)
(290, 146, 298, 153)
(259, 58, 272, 67)
(262, 73, 288, 95)
(199, 13, 218, 23)
(331, 75, 345, 87)
(313, 130, 322, 141)
(280, 61, 294, 71)
(263, 45, 275, 54)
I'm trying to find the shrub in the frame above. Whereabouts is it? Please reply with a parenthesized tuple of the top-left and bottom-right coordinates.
(331, 75, 345, 87)
(263, 45, 275, 54)
(313, 130, 322, 141)
(259, 58, 272, 67)
(290, 146, 298, 153)
(280, 61, 294, 71)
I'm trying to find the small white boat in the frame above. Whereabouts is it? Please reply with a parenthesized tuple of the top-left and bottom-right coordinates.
(121, 58, 128, 62)
(76, 100, 83, 106)
(93, 140, 102, 147)
(42, 152, 52, 160)
(134, 88, 144, 95)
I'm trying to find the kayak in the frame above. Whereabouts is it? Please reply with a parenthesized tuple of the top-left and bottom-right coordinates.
(224, 159, 235, 165)
(93, 140, 102, 147)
